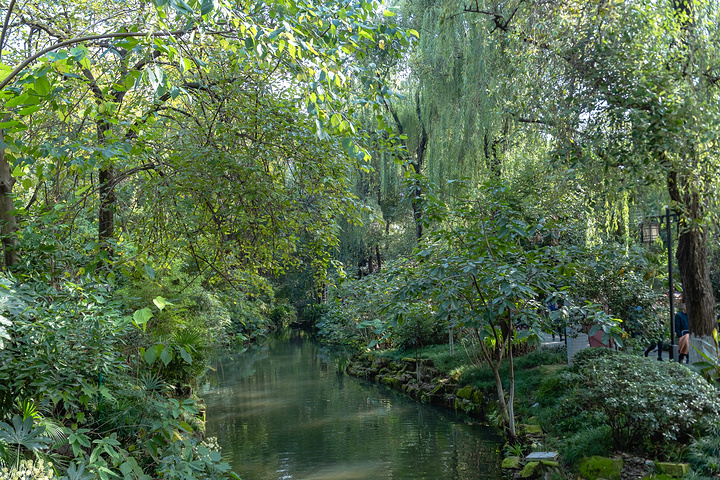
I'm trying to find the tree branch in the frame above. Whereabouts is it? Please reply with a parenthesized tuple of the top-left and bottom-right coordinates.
(0, 29, 192, 91)
(0, 0, 17, 58)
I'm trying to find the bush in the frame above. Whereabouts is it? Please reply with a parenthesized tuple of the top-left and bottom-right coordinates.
(571, 346, 620, 372)
(390, 303, 441, 352)
(573, 352, 720, 449)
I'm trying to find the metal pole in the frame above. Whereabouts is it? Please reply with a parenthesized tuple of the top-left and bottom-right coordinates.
(667, 207, 676, 361)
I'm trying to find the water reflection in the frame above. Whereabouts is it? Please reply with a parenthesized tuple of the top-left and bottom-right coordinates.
(200, 331, 502, 480)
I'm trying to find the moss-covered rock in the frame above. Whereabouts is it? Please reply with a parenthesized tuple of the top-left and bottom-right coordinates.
(502, 456, 521, 469)
(456, 385, 474, 400)
(429, 383, 444, 395)
(520, 424, 543, 435)
(655, 463, 690, 478)
(471, 390, 484, 404)
(519, 461, 541, 478)
(577, 456, 624, 480)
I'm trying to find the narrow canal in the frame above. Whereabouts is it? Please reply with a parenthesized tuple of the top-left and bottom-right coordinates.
(200, 331, 502, 480)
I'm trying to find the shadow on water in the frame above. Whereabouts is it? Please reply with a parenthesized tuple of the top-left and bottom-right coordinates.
(200, 330, 502, 480)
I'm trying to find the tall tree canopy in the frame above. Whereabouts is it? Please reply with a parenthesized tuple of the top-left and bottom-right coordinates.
(0, 0, 414, 283)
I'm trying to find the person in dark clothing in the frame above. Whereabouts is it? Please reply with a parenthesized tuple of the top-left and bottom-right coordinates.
(675, 298, 690, 364)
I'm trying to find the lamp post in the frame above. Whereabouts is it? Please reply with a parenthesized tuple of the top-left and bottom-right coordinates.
(640, 207, 678, 361)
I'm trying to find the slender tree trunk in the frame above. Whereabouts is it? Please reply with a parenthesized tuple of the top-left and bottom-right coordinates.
(98, 166, 115, 247)
(0, 145, 18, 269)
(380, 86, 427, 242)
(507, 341, 516, 440)
(412, 90, 428, 241)
(97, 118, 115, 253)
(375, 244, 381, 271)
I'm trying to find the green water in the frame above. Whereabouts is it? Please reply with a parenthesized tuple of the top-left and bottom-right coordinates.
(200, 331, 502, 480)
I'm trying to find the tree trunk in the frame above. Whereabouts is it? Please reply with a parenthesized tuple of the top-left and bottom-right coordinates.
(507, 340, 516, 441)
(0, 145, 18, 269)
(98, 165, 115, 248)
(412, 89, 428, 242)
(668, 171, 716, 339)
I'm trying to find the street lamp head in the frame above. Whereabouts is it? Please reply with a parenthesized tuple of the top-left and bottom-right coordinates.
(641, 221, 660, 243)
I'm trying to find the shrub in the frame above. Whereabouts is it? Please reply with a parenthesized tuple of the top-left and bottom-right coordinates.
(570, 346, 620, 372)
(390, 303, 441, 352)
(573, 352, 720, 449)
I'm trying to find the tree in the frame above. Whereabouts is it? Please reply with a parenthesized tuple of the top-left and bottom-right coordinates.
(0, 0, 415, 278)
(465, 0, 720, 349)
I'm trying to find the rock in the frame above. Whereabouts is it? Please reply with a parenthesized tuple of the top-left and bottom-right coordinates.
(577, 456, 624, 480)
(471, 390, 484, 404)
(655, 462, 690, 478)
(519, 461, 540, 478)
(501, 456, 521, 469)
(429, 383, 444, 395)
(456, 385, 474, 400)
(373, 357, 390, 367)
(642, 474, 675, 480)
(520, 424, 543, 435)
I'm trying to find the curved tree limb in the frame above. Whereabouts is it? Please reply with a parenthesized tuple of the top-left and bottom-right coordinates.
(0, 29, 191, 91)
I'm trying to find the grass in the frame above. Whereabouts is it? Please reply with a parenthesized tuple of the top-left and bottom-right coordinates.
(375, 342, 567, 410)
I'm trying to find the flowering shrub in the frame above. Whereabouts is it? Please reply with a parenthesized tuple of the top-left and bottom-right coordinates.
(0, 459, 55, 480)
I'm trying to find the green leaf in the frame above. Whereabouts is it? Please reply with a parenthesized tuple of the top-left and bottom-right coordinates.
(34, 76, 51, 96)
(160, 345, 173, 365)
(133, 307, 153, 331)
(172, 0, 193, 15)
(144, 346, 158, 365)
(153, 296, 171, 310)
(18, 105, 41, 116)
(200, 0, 214, 16)
(144, 264, 155, 279)
(5, 93, 30, 108)
(178, 420, 193, 433)
(178, 346, 192, 364)
(383, 9, 396, 17)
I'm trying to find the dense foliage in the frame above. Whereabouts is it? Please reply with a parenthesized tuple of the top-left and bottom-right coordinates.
(1, 0, 720, 476)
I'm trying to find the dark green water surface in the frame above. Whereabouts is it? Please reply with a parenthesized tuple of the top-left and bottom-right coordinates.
(200, 332, 502, 480)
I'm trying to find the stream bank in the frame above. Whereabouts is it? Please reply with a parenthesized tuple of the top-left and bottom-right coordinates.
(345, 352, 490, 417)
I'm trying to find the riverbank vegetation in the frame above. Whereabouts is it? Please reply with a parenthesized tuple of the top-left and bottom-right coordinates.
(1, 0, 720, 478)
